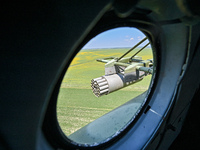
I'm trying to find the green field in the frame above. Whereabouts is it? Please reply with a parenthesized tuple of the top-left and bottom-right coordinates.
(57, 48, 153, 136)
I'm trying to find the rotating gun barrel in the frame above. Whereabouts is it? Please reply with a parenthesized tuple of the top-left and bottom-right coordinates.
(91, 57, 153, 97)
(91, 38, 153, 97)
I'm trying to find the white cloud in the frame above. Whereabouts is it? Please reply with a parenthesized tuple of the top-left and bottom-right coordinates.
(124, 39, 130, 42)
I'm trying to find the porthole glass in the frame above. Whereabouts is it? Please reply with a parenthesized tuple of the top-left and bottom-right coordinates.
(56, 27, 154, 145)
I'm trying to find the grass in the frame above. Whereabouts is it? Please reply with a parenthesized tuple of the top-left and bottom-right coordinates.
(57, 48, 153, 136)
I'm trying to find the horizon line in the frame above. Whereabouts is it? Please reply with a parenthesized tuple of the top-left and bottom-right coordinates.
(82, 46, 151, 50)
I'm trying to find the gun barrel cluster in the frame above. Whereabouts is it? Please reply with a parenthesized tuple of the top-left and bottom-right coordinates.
(91, 74, 125, 97)
(91, 77, 109, 97)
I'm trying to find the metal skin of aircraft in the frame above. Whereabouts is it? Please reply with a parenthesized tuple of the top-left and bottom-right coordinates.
(1, 0, 200, 150)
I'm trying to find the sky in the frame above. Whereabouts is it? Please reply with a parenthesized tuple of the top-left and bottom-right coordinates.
(82, 27, 149, 49)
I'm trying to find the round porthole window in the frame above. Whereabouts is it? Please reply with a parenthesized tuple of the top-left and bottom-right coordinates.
(56, 27, 154, 146)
